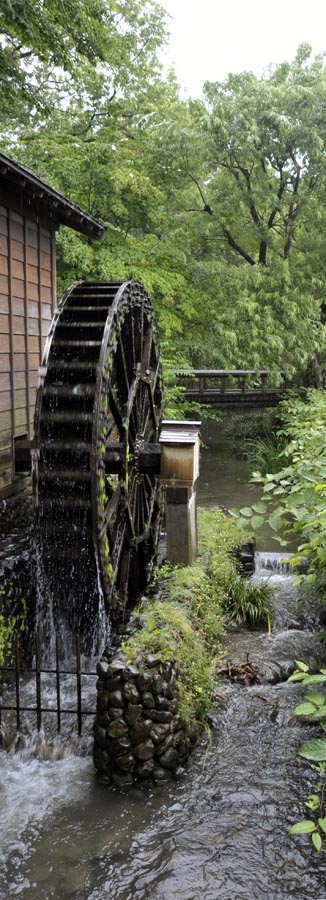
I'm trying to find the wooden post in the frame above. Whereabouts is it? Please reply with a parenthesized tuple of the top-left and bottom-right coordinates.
(159, 421, 200, 566)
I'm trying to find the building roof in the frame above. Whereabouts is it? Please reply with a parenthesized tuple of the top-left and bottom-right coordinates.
(0, 151, 106, 240)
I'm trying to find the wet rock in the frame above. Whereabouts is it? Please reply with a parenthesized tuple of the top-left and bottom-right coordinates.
(108, 707, 125, 721)
(125, 704, 143, 727)
(115, 753, 136, 773)
(149, 710, 173, 724)
(152, 674, 164, 695)
(155, 734, 174, 756)
(162, 662, 173, 682)
(93, 747, 110, 771)
(146, 654, 162, 668)
(153, 764, 171, 783)
(155, 695, 171, 711)
(136, 672, 153, 692)
(130, 720, 152, 745)
(172, 715, 185, 732)
(111, 772, 134, 788)
(142, 692, 155, 709)
(133, 738, 155, 761)
(94, 647, 193, 785)
(107, 720, 129, 738)
(108, 690, 124, 707)
(107, 658, 128, 675)
(105, 675, 123, 691)
(173, 729, 186, 748)
(96, 711, 110, 727)
(151, 723, 171, 745)
(136, 758, 155, 779)
(108, 735, 132, 757)
(96, 660, 110, 677)
(97, 690, 110, 711)
(123, 682, 140, 704)
(94, 725, 109, 749)
(123, 665, 140, 681)
(159, 747, 179, 770)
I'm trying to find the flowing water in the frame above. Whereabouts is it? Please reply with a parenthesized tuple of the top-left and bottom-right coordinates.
(1, 417, 326, 899)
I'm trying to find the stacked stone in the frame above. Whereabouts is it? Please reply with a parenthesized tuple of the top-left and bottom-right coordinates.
(0, 485, 33, 539)
(234, 540, 255, 577)
(93, 649, 195, 786)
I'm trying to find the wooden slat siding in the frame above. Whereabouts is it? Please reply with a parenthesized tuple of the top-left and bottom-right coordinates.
(0, 353, 10, 372)
(0, 209, 11, 485)
(0, 429, 11, 450)
(0, 192, 60, 492)
(0, 293, 9, 313)
(0, 407, 27, 429)
(0, 389, 26, 412)
(7, 209, 14, 459)
(0, 254, 8, 275)
(37, 222, 43, 360)
(23, 218, 31, 434)
(51, 230, 56, 313)
(0, 313, 9, 333)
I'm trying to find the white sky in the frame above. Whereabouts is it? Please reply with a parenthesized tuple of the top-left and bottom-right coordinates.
(161, 0, 326, 96)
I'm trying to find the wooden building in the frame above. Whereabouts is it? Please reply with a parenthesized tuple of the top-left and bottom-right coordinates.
(0, 151, 106, 497)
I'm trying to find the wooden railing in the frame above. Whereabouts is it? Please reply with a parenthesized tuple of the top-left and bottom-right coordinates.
(176, 369, 289, 406)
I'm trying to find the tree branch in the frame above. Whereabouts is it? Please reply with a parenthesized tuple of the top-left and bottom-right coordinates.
(188, 173, 213, 215)
(222, 228, 255, 265)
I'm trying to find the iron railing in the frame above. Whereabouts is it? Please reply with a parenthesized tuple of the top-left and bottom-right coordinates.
(0, 629, 97, 736)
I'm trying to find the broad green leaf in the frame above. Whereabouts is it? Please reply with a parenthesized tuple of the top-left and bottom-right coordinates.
(312, 707, 326, 719)
(318, 817, 326, 833)
(239, 507, 253, 518)
(250, 515, 265, 529)
(289, 820, 316, 834)
(229, 508, 240, 518)
(288, 672, 310, 682)
(269, 508, 284, 531)
(305, 794, 320, 810)
(312, 832, 322, 852)
(292, 702, 317, 716)
(300, 675, 326, 685)
(294, 661, 309, 672)
(252, 502, 266, 514)
(298, 739, 326, 762)
(305, 692, 326, 706)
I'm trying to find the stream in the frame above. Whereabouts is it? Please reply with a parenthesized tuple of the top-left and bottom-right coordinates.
(1, 418, 326, 899)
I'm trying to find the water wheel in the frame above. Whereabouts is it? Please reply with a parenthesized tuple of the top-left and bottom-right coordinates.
(33, 281, 163, 640)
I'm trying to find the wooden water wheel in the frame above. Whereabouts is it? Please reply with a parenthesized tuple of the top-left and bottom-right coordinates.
(33, 281, 163, 638)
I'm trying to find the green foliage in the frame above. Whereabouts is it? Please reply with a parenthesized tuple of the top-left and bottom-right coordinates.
(0, 589, 27, 665)
(224, 410, 277, 450)
(230, 390, 326, 594)
(0, 0, 168, 131)
(244, 436, 286, 476)
(289, 663, 326, 852)
(224, 410, 286, 473)
(222, 575, 273, 627)
(121, 508, 250, 724)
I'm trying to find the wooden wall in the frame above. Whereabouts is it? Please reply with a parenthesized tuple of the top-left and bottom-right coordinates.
(0, 204, 56, 493)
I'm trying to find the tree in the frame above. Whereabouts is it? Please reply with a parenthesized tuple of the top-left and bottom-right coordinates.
(0, 0, 168, 130)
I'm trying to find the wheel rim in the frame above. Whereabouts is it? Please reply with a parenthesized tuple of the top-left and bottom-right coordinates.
(34, 281, 162, 640)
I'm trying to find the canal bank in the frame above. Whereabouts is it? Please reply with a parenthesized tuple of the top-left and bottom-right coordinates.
(1, 415, 326, 898)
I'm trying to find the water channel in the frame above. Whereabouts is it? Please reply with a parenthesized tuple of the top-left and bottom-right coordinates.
(1, 418, 326, 899)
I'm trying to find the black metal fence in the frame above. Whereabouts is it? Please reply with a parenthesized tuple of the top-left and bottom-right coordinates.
(0, 629, 97, 736)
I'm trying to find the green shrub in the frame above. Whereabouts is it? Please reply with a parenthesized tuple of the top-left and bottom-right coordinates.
(222, 574, 273, 626)
(121, 508, 264, 724)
